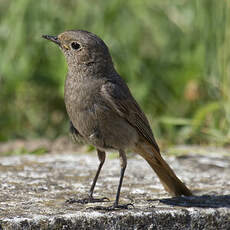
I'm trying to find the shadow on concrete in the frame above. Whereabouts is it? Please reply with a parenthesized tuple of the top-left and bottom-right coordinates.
(150, 195, 230, 208)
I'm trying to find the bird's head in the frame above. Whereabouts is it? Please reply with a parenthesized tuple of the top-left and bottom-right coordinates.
(42, 30, 113, 72)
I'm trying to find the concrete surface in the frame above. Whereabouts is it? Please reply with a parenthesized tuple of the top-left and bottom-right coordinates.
(0, 146, 229, 229)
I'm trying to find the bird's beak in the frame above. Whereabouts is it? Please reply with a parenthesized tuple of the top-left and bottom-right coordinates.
(42, 35, 61, 46)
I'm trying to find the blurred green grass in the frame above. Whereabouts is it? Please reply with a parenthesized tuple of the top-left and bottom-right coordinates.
(0, 0, 229, 146)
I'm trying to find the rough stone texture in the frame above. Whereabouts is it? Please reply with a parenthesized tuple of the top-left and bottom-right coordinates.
(0, 146, 230, 229)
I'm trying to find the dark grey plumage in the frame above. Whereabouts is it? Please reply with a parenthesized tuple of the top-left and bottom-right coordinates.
(42, 30, 192, 209)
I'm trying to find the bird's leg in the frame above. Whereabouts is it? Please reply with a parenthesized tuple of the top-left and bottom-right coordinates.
(113, 149, 127, 207)
(92, 150, 134, 210)
(87, 150, 109, 202)
(66, 150, 109, 204)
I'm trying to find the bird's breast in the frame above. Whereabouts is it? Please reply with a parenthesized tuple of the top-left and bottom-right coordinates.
(64, 75, 102, 134)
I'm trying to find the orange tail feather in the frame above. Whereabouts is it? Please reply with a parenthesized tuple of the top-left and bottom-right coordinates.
(135, 142, 192, 197)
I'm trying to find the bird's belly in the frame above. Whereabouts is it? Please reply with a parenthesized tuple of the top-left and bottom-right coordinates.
(67, 103, 139, 151)
(98, 113, 139, 151)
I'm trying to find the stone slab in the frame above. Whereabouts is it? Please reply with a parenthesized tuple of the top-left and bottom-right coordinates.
(0, 148, 229, 229)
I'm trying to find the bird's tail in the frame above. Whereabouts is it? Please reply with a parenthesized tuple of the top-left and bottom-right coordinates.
(135, 142, 192, 197)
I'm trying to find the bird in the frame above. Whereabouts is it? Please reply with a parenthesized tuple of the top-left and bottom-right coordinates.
(42, 30, 192, 210)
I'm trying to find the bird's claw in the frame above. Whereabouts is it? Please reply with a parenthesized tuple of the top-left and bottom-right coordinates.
(90, 203, 134, 211)
(65, 196, 110, 204)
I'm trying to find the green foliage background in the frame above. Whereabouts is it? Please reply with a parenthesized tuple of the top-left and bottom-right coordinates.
(0, 0, 229, 146)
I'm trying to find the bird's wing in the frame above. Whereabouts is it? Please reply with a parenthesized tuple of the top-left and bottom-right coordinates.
(100, 79, 160, 152)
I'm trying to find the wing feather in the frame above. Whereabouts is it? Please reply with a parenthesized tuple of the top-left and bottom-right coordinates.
(100, 79, 160, 152)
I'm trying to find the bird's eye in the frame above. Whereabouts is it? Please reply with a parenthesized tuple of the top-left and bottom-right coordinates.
(71, 42, 81, 50)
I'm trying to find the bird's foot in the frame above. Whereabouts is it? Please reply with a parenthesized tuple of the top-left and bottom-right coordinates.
(91, 203, 134, 211)
(65, 196, 109, 204)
